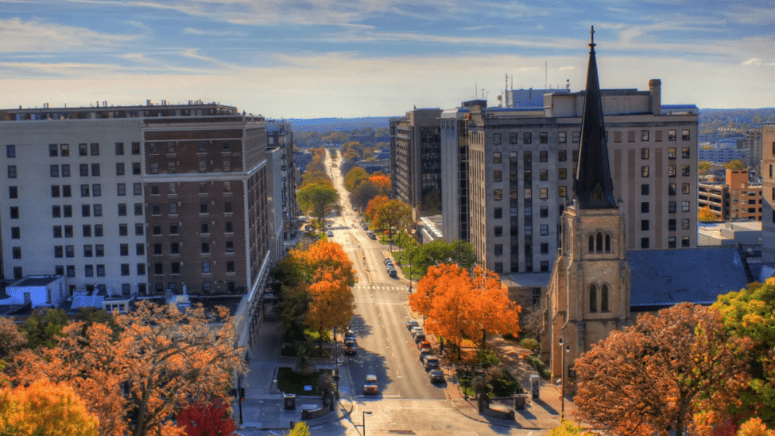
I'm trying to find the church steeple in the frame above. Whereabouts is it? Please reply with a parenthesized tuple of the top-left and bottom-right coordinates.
(573, 26, 617, 210)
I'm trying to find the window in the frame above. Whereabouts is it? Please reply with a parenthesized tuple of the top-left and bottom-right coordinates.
(12, 247, 21, 259)
(493, 133, 501, 145)
(82, 204, 90, 217)
(85, 265, 94, 277)
(668, 183, 676, 195)
(115, 142, 124, 155)
(171, 263, 180, 275)
(84, 245, 93, 257)
(151, 204, 160, 215)
(61, 165, 70, 177)
(641, 202, 649, 213)
(494, 244, 503, 256)
(494, 226, 503, 237)
(225, 222, 233, 233)
(92, 184, 101, 197)
(66, 265, 75, 277)
(493, 152, 501, 163)
(149, 143, 158, 154)
(682, 147, 690, 158)
(201, 243, 210, 254)
(11, 227, 19, 239)
(136, 243, 145, 255)
(682, 201, 690, 212)
(669, 201, 676, 213)
(55, 246, 63, 258)
(494, 262, 503, 273)
(116, 163, 125, 176)
(572, 132, 580, 143)
(137, 264, 146, 276)
(201, 222, 209, 234)
(134, 203, 143, 216)
(540, 188, 548, 199)
(80, 164, 89, 177)
(668, 147, 676, 159)
(540, 206, 549, 218)
(641, 220, 649, 231)
(559, 132, 567, 143)
(559, 150, 567, 162)
(682, 165, 690, 176)
(226, 261, 235, 273)
(65, 245, 74, 258)
(10, 206, 18, 219)
(150, 163, 159, 174)
(52, 205, 61, 218)
(601, 285, 609, 312)
(170, 223, 179, 235)
(118, 203, 127, 216)
(493, 189, 502, 201)
(641, 184, 649, 195)
(224, 202, 232, 213)
(132, 162, 141, 175)
(668, 237, 676, 248)
(79, 143, 87, 156)
(80, 184, 89, 197)
(668, 130, 676, 141)
(137, 223, 146, 236)
(589, 285, 597, 313)
(641, 237, 650, 249)
(119, 224, 127, 236)
(540, 169, 548, 181)
(132, 142, 140, 155)
(90, 143, 99, 156)
(50, 165, 59, 177)
(540, 224, 549, 235)
(605, 234, 611, 252)
(82, 225, 91, 237)
(641, 130, 650, 141)
(559, 168, 567, 179)
(559, 186, 567, 198)
(51, 185, 60, 198)
(509, 133, 518, 144)
(540, 243, 549, 254)
(120, 244, 129, 256)
(539, 132, 548, 144)
(134, 183, 142, 196)
(668, 165, 676, 177)
(682, 219, 690, 230)
(682, 236, 690, 247)
(93, 204, 102, 217)
(63, 205, 71, 217)
(117, 183, 126, 196)
(202, 261, 211, 274)
(91, 164, 100, 177)
(225, 241, 234, 253)
(8, 165, 17, 178)
(154, 263, 163, 275)
(493, 170, 502, 182)
(60, 144, 69, 157)
(9, 186, 17, 199)
(170, 243, 179, 255)
(641, 148, 649, 159)
(6, 145, 15, 158)
(682, 129, 690, 141)
(682, 183, 690, 194)
(494, 208, 502, 219)
(523, 132, 532, 144)
(641, 166, 649, 177)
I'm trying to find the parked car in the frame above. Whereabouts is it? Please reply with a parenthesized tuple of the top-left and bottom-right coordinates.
(414, 333, 426, 343)
(423, 356, 440, 370)
(419, 350, 432, 362)
(418, 340, 431, 351)
(384, 258, 392, 265)
(345, 330, 356, 342)
(344, 340, 357, 355)
(363, 375, 379, 395)
(388, 270, 398, 279)
(429, 369, 445, 383)
(406, 320, 420, 330)
(410, 327, 423, 337)
(367, 232, 376, 240)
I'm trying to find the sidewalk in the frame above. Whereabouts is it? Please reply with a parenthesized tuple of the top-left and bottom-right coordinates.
(235, 320, 354, 433)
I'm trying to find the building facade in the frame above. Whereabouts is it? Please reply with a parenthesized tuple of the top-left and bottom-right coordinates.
(761, 123, 775, 263)
(698, 147, 748, 165)
(745, 127, 762, 173)
(462, 80, 698, 274)
(0, 102, 274, 298)
(390, 108, 442, 218)
(698, 169, 762, 221)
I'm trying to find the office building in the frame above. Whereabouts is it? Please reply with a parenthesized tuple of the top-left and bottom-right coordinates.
(698, 169, 762, 221)
(698, 147, 748, 165)
(745, 127, 763, 173)
(761, 123, 775, 263)
(0, 101, 273, 298)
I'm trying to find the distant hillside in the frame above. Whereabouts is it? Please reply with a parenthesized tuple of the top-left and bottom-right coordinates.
(699, 108, 775, 143)
(288, 117, 393, 133)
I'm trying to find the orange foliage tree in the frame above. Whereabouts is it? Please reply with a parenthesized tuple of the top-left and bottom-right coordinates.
(409, 264, 520, 359)
(365, 195, 389, 226)
(12, 302, 245, 436)
(0, 317, 25, 363)
(0, 378, 99, 436)
(573, 303, 753, 436)
(369, 172, 390, 196)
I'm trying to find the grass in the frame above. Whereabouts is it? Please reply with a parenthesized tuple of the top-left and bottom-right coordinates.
(277, 367, 330, 396)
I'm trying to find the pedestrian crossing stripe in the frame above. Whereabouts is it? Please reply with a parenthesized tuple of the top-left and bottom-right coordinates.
(353, 285, 405, 291)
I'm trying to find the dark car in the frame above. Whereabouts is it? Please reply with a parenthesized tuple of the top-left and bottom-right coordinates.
(345, 329, 356, 342)
(429, 370, 445, 383)
(406, 320, 420, 330)
(343, 340, 357, 355)
(414, 333, 426, 343)
(388, 270, 398, 278)
(423, 356, 439, 370)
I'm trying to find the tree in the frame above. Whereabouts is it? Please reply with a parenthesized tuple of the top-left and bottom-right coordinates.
(0, 378, 99, 436)
(699, 160, 713, 174)
(369, 172, 390, 196)
(375, 199, 412, 250)
(466, 266, 521, 349)
(365, 195, 388, 226)
(0, 317, 25, 363)
(698, 206, 720, 222)
(549, 420, 594, 436)
(19, 308, 69, 349)
(297, 182, 339, 237)
(573, 303, 753, 436)
(724, 159, 746, 170)
(289, 421, 311, 436)
(410, 239, 476, 277)
(12, 302, 245, 436)
(351, 180, 379, 211)
(177, 398, 236, 436)
(344, 167, 369, 192)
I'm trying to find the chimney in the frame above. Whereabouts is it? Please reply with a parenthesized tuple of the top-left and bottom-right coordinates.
(649, 79, 661, 115)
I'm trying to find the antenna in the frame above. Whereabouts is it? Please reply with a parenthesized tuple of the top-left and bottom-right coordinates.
(505, 74, 509, 107)
(544, 61, 548, 89)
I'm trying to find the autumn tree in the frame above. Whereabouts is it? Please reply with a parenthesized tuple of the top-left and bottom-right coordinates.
(12, 302, 245, 436)
(177, 398, 236, 436)
(297, 182, 339, 236)
(409, 264, 520, 359)
(289, 421, 311, 436)
(724, 159, 747, 170)
(375, 199, 412, 249)
(344, 166, 369, 192)
(369, 172, 390, 196)
(365, 195, 389, 226)
(699, 160, 713, 174)
(573, 303, 753, 436)
(698, 205, 720, 222)
(0, 379, 100, 436)
(19, 307, 69, 349)
(549, 420, 594, 436)
(351, 180, 378, 211)
(0, 317, 25, 363)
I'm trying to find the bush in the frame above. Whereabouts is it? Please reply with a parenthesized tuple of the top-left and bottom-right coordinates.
(490, 369, 523, 396)
(520, 338, 539, 352)
(527, 355, 551, 379)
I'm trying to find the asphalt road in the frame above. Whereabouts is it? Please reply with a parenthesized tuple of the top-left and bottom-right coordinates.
(325, 151, 446, 402)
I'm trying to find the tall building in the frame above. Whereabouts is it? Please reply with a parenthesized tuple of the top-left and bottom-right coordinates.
(698, 169, 762, 221)
(761, 123, 775, 263)
(0, 101, 274, 298)
(390, 108, 442, 218)
(745, 127, 763, 173)
(459, 75, 698, 274)
(266, 120, 298, 263)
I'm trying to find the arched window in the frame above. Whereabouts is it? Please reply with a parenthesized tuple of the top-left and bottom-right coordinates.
(589, 284, 597, 313)
(605, 234, 611, 253)
(601, 284, 609, 312)
(596, 232, 603, 253)
(588, 235, 594, 253)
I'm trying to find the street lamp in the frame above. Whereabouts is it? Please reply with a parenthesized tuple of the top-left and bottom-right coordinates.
(362, 411, 372, 436)
(559, 337, 570, 420)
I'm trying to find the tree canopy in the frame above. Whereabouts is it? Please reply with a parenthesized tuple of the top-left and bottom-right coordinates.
(297, 182, 339, 236)
(409, 239, 476, 278)
(724, 159, 747, 170)
(698, 206, 720, 222)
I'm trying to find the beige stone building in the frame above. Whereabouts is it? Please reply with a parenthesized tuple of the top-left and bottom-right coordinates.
(761, 123, 775, 263)
(698, 169, 762, 221)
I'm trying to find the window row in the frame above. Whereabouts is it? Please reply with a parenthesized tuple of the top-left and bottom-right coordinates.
(152, 261, 236, 275)
(642, 236, 691, 249)
(641, 165, 691, 178)
(615, 129, 691, 143)
(147, 140, 233, 155)
(53, 224, 104, 238)
(492, 132, 551, 145)
(150, 240, 234, 255)
(114, 142, 142, 156)
(115, 162, 142, 176)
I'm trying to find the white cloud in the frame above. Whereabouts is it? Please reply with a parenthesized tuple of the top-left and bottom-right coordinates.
(183, 27, 248, 37)
(742, 58, 762, 66)
(0, 18, 137, 53)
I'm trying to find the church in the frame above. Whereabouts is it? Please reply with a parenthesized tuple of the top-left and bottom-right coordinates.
(540, 28, 751, 394)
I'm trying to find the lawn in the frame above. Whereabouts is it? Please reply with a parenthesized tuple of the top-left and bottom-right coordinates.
(277, 367, 331, 396)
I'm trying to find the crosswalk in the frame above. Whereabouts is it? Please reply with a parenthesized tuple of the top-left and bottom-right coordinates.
(353, 284, 407, 292)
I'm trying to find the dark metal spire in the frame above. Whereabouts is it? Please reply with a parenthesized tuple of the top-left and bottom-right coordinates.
(573, 26, 617, 210)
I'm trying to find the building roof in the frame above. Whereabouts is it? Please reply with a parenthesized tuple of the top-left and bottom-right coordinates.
(505, 272, 552, 288)
(628, 247, 749, 307)
(10, 275, 60, 287)
(573, 26, 618, 210)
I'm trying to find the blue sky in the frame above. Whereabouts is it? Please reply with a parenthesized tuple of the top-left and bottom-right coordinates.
(2, 0, 775, 118)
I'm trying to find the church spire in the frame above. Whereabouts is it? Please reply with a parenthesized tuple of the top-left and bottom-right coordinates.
(573, 26, 617, 210)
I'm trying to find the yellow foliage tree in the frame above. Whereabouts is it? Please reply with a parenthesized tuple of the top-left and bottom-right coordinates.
(0, 379, 99, 436)
(698, 206, 719, 222)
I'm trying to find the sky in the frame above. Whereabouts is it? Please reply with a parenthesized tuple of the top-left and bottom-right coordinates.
(2, 0, 775, 119)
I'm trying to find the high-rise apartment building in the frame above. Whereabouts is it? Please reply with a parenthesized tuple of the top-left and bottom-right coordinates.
(390, 108, 442, 218)
(458, 80, 698, 274)
(761, 123, 775, 263)
(0, 102, 274, 297)
(745, 127, 763, 173)
(698, 169, 762, 221)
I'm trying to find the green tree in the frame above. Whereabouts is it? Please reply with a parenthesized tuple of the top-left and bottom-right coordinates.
(297, 182, 339, 237)
(699, 160, 713, 173)
(724, 159, 747, 170)
(351, 180, 378, 211)
(343, 166, 369, 192)
(410, 239, 476, 277)
(549, 420, 594, 436)
(375, 199, 412, 250)
(20, 308, 69, 350)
